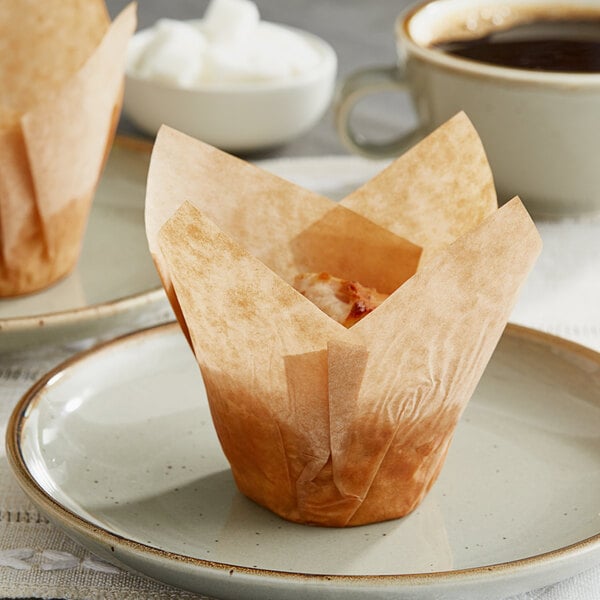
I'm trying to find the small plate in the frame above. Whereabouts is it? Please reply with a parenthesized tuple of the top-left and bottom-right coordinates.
(0, 136, 170, 353)
(7, 323, 600, 600)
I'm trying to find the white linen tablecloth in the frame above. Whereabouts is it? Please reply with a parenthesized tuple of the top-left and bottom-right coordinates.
(0, 156, 599, 600)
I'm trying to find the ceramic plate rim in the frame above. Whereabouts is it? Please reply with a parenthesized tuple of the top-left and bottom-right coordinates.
(0, 135, 164, 336)
(6, 321, 600, 590)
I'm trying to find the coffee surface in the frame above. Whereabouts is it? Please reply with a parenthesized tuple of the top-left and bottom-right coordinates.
(434, 19, 600, 72)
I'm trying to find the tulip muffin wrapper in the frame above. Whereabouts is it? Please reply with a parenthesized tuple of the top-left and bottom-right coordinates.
(146, 114, 542, 526)
(0, 2, 136, 296)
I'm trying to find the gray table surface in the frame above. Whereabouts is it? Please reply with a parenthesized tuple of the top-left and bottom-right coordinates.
(106, 0, 416, 160)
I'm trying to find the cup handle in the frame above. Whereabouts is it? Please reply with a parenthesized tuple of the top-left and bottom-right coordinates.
(334, 64, 423, 159)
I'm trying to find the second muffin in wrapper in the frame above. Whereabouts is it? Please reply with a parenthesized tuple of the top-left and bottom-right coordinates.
(146, 113, 542, 527)
(0, 1, 136, 297)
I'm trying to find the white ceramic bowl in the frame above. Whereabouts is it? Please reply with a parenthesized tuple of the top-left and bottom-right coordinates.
(123, 21, 337, 152)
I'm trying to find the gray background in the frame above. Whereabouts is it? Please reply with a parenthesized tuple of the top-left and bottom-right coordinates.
(106, 0, 416, 159)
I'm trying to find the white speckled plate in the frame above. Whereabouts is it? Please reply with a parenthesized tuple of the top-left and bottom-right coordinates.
(7, 322, 600, 600)
(0, 137, 171, 353)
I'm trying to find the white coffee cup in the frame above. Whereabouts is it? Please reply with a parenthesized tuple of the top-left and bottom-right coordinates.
(335, 0, 600, 218)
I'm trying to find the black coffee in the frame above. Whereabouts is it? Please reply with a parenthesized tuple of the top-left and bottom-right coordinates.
(434, 19, 600, 72)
